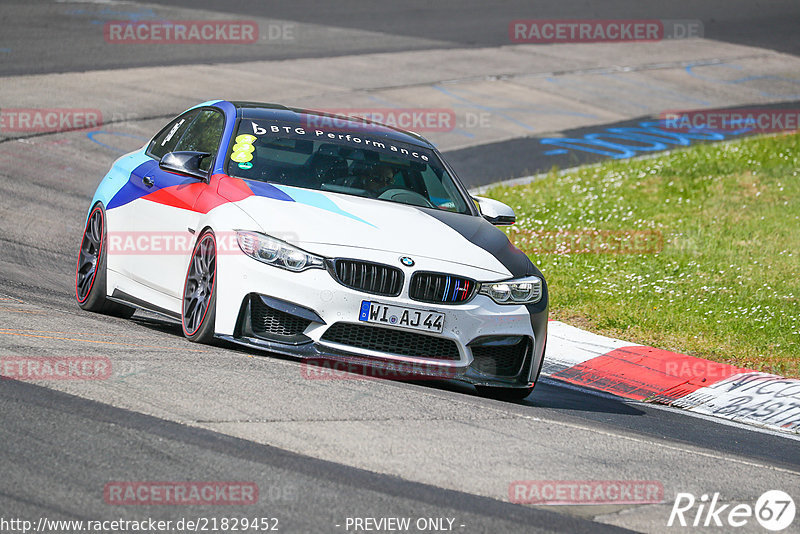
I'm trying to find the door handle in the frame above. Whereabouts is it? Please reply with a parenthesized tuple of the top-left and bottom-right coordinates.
(142, 176, 154, 188)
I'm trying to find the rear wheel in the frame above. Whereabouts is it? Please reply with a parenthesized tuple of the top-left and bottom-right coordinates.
(75, 204, 135, 318)
(182, 230, 217, 343)
(475, 385, 534, 402)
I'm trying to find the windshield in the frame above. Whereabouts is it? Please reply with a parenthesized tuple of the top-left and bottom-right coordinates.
(226, 119, 471, 214)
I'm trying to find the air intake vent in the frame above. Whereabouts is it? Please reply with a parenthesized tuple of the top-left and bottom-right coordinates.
(320, 322, 460, 360)
(469, 338, 530, 377)
(409, 272, 476, 304)
(251, 298, 312, 337)
(330, 259, 403, 296)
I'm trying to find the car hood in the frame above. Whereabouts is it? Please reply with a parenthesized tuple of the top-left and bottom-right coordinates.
(223, 181, 524, 278)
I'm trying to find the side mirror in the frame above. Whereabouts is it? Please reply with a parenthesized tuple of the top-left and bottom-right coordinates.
(473, 196, 516, 226)
(159, 151, 211, 180)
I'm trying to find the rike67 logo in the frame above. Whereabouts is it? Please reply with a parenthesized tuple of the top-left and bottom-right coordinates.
(668, 490, 795, 531)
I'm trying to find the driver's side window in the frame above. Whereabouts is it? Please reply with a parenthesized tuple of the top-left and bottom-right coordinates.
(174, 109, 225, 172)
(147, 110, 198, 161)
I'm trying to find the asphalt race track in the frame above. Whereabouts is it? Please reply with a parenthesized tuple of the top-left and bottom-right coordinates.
(1, 2, 799, 533)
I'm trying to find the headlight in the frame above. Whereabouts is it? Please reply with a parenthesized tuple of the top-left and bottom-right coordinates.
(478, 276, 542, 304)
(236, 231, 324, 272)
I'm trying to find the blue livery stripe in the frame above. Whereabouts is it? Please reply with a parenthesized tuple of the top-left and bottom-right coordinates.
(89, 150, 152, 216)
(273, 185, 376, 227)
(210, 100, 238, 175)
(244, 179, 295, 202)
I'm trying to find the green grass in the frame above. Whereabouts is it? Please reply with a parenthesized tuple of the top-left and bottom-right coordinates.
(486, 132, 800, 377)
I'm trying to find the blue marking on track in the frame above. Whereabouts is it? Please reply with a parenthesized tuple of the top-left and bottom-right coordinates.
(87, 131, 148, 153)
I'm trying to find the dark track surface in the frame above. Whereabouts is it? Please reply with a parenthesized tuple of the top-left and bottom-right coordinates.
(1, 0, 798, 76)
(0, 379, 633, 533)
(155, 0, 800, 54)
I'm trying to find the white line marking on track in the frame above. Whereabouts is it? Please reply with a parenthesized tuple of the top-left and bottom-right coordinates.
(541, 377, 800, 442)
(403, 381, 800, 476)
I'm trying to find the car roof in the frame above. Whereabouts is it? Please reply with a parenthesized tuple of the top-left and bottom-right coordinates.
(229, 101, 436, 149)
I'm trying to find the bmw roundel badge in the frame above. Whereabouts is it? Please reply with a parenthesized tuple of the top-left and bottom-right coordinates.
(399, 256, 415, 267)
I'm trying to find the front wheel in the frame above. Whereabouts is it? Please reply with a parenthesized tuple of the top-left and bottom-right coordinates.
(181, 230, 217, 343)
(475, 385, 534, 402)
(75, 204, 135, 318)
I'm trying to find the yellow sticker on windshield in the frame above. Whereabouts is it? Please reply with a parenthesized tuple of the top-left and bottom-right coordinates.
(231, 143, 255, 154)
(235, 134, 257, 144)
(231, 151, 253, 163)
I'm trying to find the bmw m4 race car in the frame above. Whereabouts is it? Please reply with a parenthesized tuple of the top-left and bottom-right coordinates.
(76, 100, 548, 400)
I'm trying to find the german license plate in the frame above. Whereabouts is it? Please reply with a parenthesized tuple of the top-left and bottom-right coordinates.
(359, 301, 444, 334)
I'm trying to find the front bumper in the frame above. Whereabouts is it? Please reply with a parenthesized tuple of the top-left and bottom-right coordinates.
(214, 250, 547, 389)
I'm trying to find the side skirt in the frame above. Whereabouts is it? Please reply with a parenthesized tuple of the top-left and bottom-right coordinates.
(109, 289, 181, 321)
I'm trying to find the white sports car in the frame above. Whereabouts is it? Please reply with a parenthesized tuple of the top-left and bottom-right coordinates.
(76, 100, 548, 400)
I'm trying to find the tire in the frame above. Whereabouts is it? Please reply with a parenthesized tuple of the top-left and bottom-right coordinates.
(181, 230, 217, 343)
(475, 385, 534, 402)
(75, 204, 135, 318)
